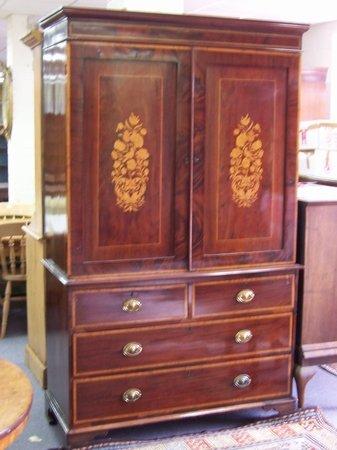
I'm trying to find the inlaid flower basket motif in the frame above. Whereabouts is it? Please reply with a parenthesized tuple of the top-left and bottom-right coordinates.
(229, 114, 264, 208)
(111, 113, 150, 213)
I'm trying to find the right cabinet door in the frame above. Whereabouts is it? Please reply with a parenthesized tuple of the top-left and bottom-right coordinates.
(191, 49, 299, 269)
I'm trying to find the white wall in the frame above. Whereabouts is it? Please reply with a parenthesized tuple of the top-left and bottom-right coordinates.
(302, 20, 337, 120)
(330, 33, 337, 119)
(107, 0, 184, 13)
(6, 14, 34, 205)
(302, 21, 337, 70)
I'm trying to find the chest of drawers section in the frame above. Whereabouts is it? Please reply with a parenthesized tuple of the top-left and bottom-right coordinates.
(69, 271, 296, 428)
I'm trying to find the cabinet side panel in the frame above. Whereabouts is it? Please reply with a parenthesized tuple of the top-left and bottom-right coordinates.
(46, 270, 70, 425)
(43, 42, 68, 272)
(301, 204, 337, 344)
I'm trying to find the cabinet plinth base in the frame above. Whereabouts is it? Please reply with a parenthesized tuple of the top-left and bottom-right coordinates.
(46, 391, 297, 449)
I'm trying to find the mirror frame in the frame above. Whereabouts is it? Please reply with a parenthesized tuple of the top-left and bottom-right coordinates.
(0, 62, 13, 140)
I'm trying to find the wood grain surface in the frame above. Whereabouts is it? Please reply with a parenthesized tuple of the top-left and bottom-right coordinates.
(72, 285, 188, 329)
(74, 313, 293, 376)
(297, 201, 337, 364)
(73, 354, 292, 424)
(0, 359, 33, 449)
(191, 49, 299, 269)
(194, 274, 295, 318)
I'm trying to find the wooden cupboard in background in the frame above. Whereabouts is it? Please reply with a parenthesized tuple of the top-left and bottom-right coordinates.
(22, 30, 47, 388)
(300, 68, 330, 121)
(39, 7, 308, 448)
(295, 183, 337, 406)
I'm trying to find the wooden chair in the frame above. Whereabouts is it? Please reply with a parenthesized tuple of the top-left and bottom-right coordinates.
(0, 214, 31, 221)
(0, 235, 26, 339)
(0, 220, 28, 238)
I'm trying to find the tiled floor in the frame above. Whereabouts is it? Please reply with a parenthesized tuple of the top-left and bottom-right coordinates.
(2, 304, 337, 449)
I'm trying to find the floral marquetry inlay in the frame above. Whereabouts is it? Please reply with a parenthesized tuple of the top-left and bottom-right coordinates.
(229, 114, 264, 208)
(111, 113, 150, 213)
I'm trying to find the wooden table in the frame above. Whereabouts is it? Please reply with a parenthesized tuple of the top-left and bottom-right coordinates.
(0, 360, 33, 449)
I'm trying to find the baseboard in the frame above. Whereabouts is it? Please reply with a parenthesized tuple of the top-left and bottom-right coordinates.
(25, 344, 47, 388)
(299, 342, 337, 366)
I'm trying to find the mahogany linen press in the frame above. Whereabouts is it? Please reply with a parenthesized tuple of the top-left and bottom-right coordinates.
(40, 7, 308, 448)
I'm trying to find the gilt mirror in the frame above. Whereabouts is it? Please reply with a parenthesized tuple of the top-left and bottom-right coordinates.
(0, 62, 12, 140)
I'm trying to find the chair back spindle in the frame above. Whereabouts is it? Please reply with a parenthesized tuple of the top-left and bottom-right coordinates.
(0, 225, 29, 338)
(0, 235, 26, 278)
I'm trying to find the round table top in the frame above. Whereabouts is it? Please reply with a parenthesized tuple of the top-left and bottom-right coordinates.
(0, 359, 33, 446)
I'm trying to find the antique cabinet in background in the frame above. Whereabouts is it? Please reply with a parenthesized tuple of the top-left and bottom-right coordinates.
(40, 8, 308, 448)
(295, 184, 337, 407)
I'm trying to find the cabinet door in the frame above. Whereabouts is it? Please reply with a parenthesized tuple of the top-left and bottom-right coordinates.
(70, 44, 190, 275)
(192, 49, 298, 269)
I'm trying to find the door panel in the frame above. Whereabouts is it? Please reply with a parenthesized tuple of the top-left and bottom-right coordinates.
(70, 44, 191, 274)
(192, 49, 298, 269)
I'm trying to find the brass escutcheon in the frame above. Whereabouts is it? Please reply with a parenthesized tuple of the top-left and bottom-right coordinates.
(233, 374, 252, 389)
(122, 297, 142, 313)
(235, 329, 253, 344)
(122, 388, 142, 403)
(123, 342, 143, 357)
(236, 289, 255, 304)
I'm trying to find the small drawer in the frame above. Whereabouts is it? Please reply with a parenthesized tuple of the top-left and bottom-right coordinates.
(73, 313, 293, 376)
(73, 354, 291, 424)
(193, 275, 294, 318)
(72, 285, 187, 329)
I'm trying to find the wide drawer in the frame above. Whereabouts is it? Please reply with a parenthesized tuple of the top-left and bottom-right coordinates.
(73, 354, 291, 424)
(72, 285, 187, 329)
(73, 313, 293, 376)
(193, 274, 295, 318)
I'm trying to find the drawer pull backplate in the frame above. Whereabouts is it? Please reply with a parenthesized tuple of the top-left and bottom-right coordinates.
(123, 342, 143, 357)
(233, 374, 252, 389)
(122, 298, 142, 313)
(236, 289, 255, 304)
(235, 329, 253, 344)
(123, 388, 142, 403)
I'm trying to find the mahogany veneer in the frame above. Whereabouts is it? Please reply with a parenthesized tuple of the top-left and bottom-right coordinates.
(40, 7, 308, 449)
(74, 313, 293, 376)
(74, 355, 292, 425)
(72, 285, 188, 329)
(193, 274, 295, 318)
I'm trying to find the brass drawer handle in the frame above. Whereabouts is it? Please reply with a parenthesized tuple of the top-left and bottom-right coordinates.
(123, 342, 143, 357)
(236, 289, 255, 304)
(233, 374, 252, 389)
(122, 297, 142, 313)
(123, 388, 142, 403)
(235, 329, 253, 344)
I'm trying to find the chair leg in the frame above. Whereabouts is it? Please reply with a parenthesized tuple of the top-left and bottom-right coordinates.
(1, 281, 12, 339)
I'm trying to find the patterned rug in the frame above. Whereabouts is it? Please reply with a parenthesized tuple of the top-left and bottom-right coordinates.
(76, 408, 337, 449)
(321, 364, 337, 377)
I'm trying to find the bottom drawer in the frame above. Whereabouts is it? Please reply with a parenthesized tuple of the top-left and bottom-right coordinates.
(74, 354, 291, 424)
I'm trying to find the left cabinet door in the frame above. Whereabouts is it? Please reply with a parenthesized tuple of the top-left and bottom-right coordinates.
(69, 43, 191, 275)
